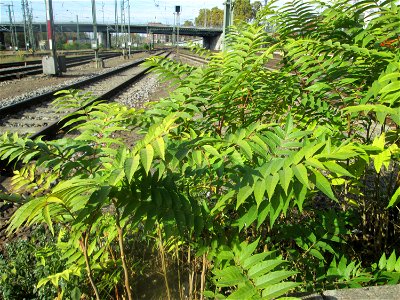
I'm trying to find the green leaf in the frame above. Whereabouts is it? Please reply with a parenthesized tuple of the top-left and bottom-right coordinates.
(153, 137, 166, 160)
(238, 205, 258, 231)
(266, 173, 280, 200)
(214, 266, 246, 287)
(242, 252, 271, 269)
(254, 178, 266, 207)
(42, 205, 54, 235)
(108, 169, 124, 186)
(203, 291, 217, 298)
(141, 144, 154, 174)
(203, 145, 221, 157)
(379, 253, 387, 270)
(387, 251, 397, 272)
(255, 270, 297, 289)
(124, 154, 140, 184)
(323, 161, 354, 178)
(311, 170, 337, 201)
(306, 82, 331, 92)
(372, 149, 391, 173)
(237, 185, 253, 209)
(380, 82, 400, 95)
(192, 150, 203, 166)
(71, 287, 81, 300)
(211, 190, 235, 215)
(279, 166, 293, 195)
(262, 282, 300, 300)
(7, 198, 45, 234)
(395, 257, 400, 272)
(194, 216, 204, 236)
(372, 134, 386, 150)
(292, 163, 309, 187)
(248, 260, 284, 279)
(238, 238, 260, 263)
(379, 72, 400, 83)
(237, 140, 253, 160)
(227, 283, 257, 299)
(309, 249, 325, 261)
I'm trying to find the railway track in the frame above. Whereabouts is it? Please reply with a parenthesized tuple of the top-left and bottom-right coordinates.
(0, 52, 124, 81)
(177, 52, 209, 65)
(0, 50, 125, 69)
(0, 51, 169, 138)
(177, 51, 282, 70)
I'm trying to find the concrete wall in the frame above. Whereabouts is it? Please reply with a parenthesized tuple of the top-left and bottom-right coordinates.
(203, 34, 223, 50)
(300, 284, 400, 299)
(0, 32, 4, 48)
(98, 32, 107, 48)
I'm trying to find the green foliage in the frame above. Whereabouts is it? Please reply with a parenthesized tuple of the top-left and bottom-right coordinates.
(2, 0, 400, 297)
(0, 225, 84, 300)
(206, 238, 299, 299)
(195, 7, 224, 27)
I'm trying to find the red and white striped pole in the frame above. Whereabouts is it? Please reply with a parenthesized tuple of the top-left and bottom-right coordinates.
(45, 0, 59, 74)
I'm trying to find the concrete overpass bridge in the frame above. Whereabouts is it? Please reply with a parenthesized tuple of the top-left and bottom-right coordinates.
(0, 23, 223, 50)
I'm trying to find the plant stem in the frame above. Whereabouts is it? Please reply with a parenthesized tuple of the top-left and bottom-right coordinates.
(157, 224, 172, 300)
(80, 231, 101, 300)
(200, 252, 207, 300)
(176, 245, 183, 300)
(113, 201, 133, 300)
(188, 246, 194, 300)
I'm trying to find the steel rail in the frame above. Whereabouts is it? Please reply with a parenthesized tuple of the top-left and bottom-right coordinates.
(0, 51, 169, 135)
(0, 51, 124, 69)
(0, 52, 122, 81)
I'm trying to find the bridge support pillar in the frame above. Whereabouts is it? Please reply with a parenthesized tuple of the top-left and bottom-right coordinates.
(98, 32, 107, 48)
(0, 32, 4, 49)
(107, 33, 111, 49)
(203, 34, 223, 51)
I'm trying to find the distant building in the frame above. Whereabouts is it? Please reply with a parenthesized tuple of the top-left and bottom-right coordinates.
(147, 22, 167, 44)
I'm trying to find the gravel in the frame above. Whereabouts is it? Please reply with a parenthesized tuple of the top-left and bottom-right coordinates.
(0, 53, 148, 107)
(112, 73, 162, 108)
(0, 58, 146, 109)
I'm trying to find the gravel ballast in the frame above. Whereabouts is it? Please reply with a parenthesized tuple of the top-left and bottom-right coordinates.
(0, 52, 148, 107)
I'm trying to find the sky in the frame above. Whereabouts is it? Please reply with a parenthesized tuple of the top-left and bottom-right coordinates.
(0, 0, 285, 26)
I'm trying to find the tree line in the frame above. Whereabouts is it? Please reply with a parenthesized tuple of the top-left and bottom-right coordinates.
(183, 0, 263, 28)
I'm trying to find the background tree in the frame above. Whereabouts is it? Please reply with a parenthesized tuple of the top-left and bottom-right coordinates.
(251, 1, 262, 19)
(195, 8, 209, 27)
(194, 7, 223, 27)
(233, 0, 252, 23)
(183, 20, 194, 27)
(210, 7, 224, 27)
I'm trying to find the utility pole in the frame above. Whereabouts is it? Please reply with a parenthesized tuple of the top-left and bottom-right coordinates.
(5, 4, 16, 50)
(121, 0, 126, 57)
(11, 4, 19, 50)
(10, 3, 18, 49)
(91, 0, 99, 62)
(127, 0, 131, 57)
(115, 0, 119, 47)
(27, 0, 35, 52)
(102, 1, 105, 23)
(21, 0, 28, 50)
(106, 25, 109, 48)
(223, 0, 233, 50)
(172, 12, 176, 46)
(175, 5, 180, 57)
(76, 15, 80, 43)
